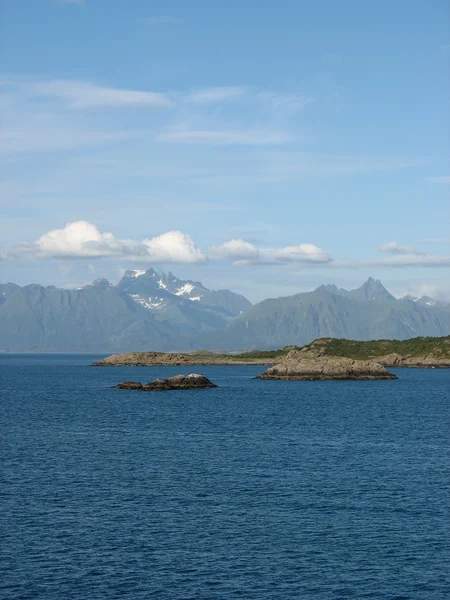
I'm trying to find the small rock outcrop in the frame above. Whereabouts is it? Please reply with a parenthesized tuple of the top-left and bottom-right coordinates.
(256, 350, 397, 380)
(116, 373, 218, 391)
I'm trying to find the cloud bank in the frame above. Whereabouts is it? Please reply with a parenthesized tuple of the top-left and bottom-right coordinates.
(6, 224, 449, 269)
(26, 221, 206, 264)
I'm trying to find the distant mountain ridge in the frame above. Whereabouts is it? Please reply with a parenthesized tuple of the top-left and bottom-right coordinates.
(197, 278, 450, 351)
(0, 269, 252, 353)
(0, 274, 449, 352)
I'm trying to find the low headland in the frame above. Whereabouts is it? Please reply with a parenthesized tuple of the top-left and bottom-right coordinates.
(93, 335, 450, 369)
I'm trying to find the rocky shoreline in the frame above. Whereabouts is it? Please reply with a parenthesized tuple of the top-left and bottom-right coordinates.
(92, 336, 450, 369)
(372, 354, 450, 368)
(93, 352, 274, 367)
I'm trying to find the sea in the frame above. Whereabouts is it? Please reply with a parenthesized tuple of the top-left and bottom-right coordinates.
(1, 354, 449, 600)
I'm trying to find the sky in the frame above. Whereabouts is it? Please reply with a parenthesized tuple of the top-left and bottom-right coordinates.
(0, 0, 449, 303)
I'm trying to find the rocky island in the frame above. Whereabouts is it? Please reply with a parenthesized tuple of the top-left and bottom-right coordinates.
(300, 336, 450, 368)
(256, 349, 397, 380)
(92, 336, 450, 368)
(116, 373, 217, 391)
(93, 350, 279, 367)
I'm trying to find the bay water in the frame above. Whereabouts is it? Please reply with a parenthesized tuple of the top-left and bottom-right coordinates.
(1, 355, 449, 599)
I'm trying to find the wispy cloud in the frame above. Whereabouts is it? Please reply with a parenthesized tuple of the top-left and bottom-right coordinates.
(186, 86, 246, 104)
(378, 241, 423, 256)
(0, 125, 136, 154)
(158, 128, 292, 145)
(31, 80, 174, 109)
(56, 0, 85, 5)
(0, 248, 15, 261)
(427, 176, 450, 183)
(140, 16, 180, 25)
(257, 92, 312, 117)
(334, 255, 450, 268)
(321, 53, 343, 65)
(269, 153, 425, 177)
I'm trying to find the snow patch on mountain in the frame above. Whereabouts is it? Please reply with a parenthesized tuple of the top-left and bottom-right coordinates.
(175, 283, 195, 296)
(131, 294, 165, 310)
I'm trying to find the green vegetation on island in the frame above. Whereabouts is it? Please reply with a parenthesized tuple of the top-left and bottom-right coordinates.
(316, 336, 450, 361)
(92, 336, 450, 367)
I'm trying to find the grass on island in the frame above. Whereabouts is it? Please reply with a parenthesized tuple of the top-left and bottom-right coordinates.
(189, 337, 450, 361)
(320, 336, 450, 360)
(102, 336, 450, 365)
(193, 336, 450, 362)
(195, 337, 450, 361)
(189, 345, 299, 362)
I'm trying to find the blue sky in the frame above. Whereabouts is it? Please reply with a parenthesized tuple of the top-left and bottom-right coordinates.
(1, 0, 449, 302)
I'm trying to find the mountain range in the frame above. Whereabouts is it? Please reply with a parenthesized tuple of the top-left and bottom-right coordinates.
(0, 271, 449, 352)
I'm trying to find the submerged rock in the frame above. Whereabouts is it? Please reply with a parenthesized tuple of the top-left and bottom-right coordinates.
(116, 373, 218, 390)
(256, 350, 397, 380)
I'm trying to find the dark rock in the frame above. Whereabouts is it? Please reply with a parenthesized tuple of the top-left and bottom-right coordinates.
(116, 373, 218, 391)
(116, 381, 143, 389)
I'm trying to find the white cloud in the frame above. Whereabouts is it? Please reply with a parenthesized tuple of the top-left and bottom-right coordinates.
(209, 239, 260, 261)
(158, 129, 291, 145)
(22, 221, 206, 263)
(186, 87, 245, 104)
(8, 226, 450, 271)
(209, 238, 448, 269)
(378, 241, 422, 255)
(210, 239, 329, 265)
(142, 231, 206, 264)
(274, 244, 330, 263)
(31, 80, 174, 110)
(34, 221, 129, 258)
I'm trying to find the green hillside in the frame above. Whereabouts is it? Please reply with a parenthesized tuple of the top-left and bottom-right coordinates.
(309, 336, 450, 360)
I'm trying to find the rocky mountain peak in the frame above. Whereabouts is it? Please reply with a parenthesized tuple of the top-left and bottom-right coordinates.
(353, 277, 396, 303)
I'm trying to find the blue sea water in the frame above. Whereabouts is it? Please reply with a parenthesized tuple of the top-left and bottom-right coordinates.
(0, 355, 449, 600)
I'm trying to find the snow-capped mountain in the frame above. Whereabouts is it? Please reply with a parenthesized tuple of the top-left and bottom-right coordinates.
(399, 294, 447, 308)
(0, 277, 448, 352)
(117, 268, 252, 316)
